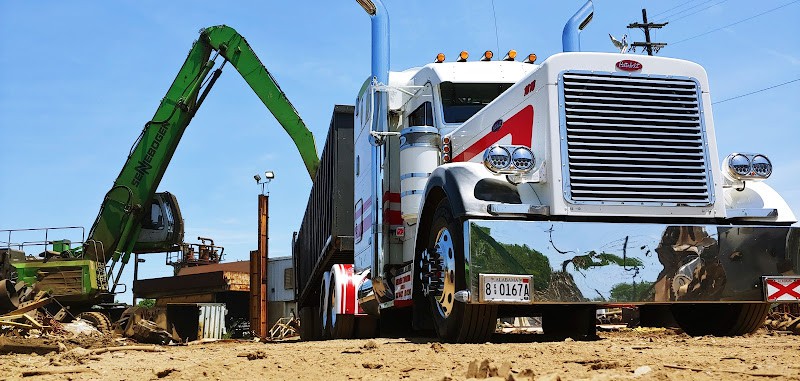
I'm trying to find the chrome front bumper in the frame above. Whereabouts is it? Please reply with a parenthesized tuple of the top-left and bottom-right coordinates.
(464, 220, 799, 304)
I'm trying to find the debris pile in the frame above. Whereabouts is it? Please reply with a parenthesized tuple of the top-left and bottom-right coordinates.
(764, 310, 800, 334)
(0, 292, 57, 337)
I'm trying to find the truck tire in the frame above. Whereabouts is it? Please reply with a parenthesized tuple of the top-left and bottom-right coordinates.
(423, 198, 497, 343)
(670, 303, 770, 336)
(328, 272, 355, 339)
(77, 311, 113, 335)
(541, 305, 597, 340)
(355, 316, 378, 338)
(299, 307, 321, 341)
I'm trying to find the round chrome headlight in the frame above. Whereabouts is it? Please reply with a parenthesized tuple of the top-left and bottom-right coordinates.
(751, 155, 772, 178)
(727, 154, 751, 178)
(511, 147, 534, 172)
(483, 146, 511, 173)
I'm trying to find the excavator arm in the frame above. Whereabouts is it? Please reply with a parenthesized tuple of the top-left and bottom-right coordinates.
(84, 25, 318, 277)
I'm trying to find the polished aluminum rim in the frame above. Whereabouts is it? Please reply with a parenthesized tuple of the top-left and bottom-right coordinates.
(433, 227, 456, 317)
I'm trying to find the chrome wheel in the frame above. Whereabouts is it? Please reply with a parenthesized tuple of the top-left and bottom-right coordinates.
(420, 197, 498, 343)
(420, 228, 457, 318)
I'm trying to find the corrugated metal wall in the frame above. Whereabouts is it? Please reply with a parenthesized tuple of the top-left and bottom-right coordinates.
(267, 256, 294, 302)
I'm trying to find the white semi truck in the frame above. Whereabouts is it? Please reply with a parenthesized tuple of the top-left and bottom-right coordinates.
(293, 0, 800, 343)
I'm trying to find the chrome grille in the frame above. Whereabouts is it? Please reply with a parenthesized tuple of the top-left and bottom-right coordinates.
(559, 71, 712, 205)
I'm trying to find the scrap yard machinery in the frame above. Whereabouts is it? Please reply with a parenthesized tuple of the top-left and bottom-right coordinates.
(0, 26, 319, 328)
(292, 0, 800, 343)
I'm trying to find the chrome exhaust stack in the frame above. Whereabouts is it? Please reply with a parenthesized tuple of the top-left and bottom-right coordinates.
(562, 0, 594, 52)
(356, 0, 393, 316)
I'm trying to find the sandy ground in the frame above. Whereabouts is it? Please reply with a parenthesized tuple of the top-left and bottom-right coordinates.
(1, 328, 799, 381)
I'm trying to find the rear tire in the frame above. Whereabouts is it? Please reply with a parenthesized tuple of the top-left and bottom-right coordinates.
(328, 272, 355, 339)
(671, 303, 769, 336)
(77, 311, 113, 335)
(299, 306, 321, 341)
(355, 316, 378, 338)
(423, 198, 497, 343)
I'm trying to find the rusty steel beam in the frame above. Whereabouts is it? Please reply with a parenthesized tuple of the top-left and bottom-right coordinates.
(250, 194, 269, 340)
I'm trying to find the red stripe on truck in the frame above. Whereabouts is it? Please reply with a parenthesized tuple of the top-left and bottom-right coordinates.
(452, 105, 534, 162)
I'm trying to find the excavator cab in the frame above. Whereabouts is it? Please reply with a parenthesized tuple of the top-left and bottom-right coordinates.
(133, 192, 185, 254)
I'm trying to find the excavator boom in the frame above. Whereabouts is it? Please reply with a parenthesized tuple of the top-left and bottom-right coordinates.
(85, 25, 319, 269)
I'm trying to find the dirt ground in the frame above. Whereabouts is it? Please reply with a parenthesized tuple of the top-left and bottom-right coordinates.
(1, 328, 799, 381)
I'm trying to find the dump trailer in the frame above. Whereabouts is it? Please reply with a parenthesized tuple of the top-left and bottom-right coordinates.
(293, 105, 355, 340)
(293, 0, 800, 343)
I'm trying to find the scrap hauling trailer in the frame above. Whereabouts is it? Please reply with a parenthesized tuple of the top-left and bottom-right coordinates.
(293, 0, 800, 343)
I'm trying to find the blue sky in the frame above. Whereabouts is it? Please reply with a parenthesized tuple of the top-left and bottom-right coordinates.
(1, 0, 798, 302)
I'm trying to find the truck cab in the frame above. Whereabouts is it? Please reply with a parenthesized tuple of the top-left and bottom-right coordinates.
(300, 0, 800, 343)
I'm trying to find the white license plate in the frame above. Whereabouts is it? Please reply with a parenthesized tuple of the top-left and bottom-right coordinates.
(480, 274, 533, 303)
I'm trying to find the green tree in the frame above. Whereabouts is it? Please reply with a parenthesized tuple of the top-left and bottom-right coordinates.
(609, 281, 655, 302)
(561, 251, 644, 273)
(137, 299, 156, 308)
(470, 224, 552, 291)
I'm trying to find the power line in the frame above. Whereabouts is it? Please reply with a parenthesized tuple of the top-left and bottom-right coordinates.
(650, 0, 694, 18)
(712, 78, 800, 105)
(663, 0, 729, 23)
(671, 1, 799, 45)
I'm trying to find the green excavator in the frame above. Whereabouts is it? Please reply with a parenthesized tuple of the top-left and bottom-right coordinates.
(0, 25, 319, 326)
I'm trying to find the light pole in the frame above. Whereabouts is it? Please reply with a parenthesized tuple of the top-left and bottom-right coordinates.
(132, 255, 146, 305)
(251, 170, 273, 340)
(253, 170, 275, 195)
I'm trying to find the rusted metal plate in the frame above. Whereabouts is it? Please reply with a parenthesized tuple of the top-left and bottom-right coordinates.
(134, 271, 248, 299)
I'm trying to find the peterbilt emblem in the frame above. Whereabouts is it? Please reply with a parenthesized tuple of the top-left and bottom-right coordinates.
(491, 119, 503, 132)
(616, 60, 642, 71)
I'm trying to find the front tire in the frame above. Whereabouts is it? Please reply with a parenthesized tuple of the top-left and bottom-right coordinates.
(671, 303, 769, 336)
(421, 198, 497, 343)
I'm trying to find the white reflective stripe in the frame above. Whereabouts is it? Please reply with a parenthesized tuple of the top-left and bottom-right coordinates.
(401, 190, 424, 198)
(400, 172, 431, 180)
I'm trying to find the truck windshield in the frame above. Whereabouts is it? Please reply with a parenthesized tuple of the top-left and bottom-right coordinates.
(439, 82, 513, 124)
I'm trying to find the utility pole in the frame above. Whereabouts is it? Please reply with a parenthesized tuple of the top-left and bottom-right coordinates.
(627, 9, 668, 55)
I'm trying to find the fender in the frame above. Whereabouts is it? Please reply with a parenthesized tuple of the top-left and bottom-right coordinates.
(724, 182, 797, 223)
(420, 162, 522, 220)
(415, 162, 522, 255)
(326, 264, 367, 319)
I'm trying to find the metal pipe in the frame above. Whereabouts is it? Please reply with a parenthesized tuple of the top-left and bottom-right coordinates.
(358, 0, 390, 279)
(562, 0, 594, 52)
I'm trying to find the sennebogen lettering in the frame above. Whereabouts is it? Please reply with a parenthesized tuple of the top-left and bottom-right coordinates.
(132, 124, 169, 186)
